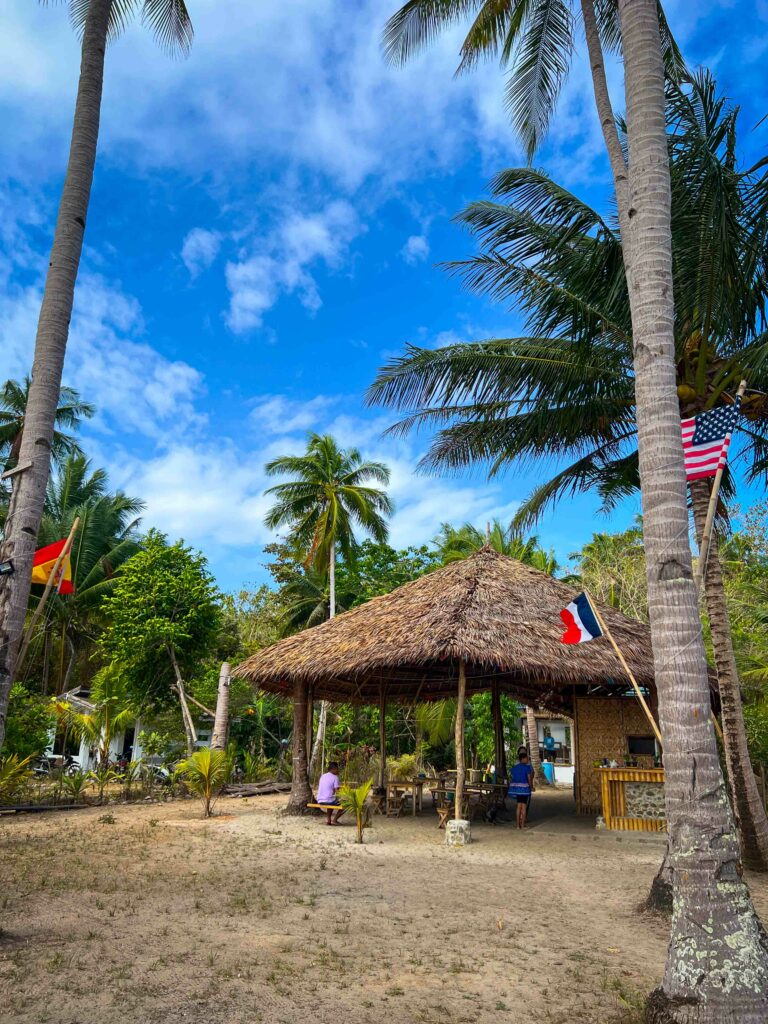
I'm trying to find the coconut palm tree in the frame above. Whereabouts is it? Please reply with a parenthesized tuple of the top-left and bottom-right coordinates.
(265, 435, 393, 617)
(381, 3, 768, 1011)
(264, 434, 393, 802)
(433, 519, 558, 572)
(369, 70, 768, 874)
(0, 0, 193, 755)
(0, 378, 95, 473)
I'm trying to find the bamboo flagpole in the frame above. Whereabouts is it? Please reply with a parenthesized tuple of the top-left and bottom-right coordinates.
(693, 379, 747, 593)
(14, 517, 80, 678)
(583, 590, 663, 746)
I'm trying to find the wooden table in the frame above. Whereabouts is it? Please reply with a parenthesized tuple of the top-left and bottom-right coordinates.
(386, 780, 425, 816)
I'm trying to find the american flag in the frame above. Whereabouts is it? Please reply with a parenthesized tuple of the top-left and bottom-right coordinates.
(681, 398, 741, 481)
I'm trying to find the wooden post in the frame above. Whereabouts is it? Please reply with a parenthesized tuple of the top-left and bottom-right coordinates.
(211, 662, 231, 749)
(14, 517, 80, 677)
(694, 379, 747, 593)
(572, 687, 581, 813)
(286, 678, 313, 813)
(583, 591, 662, 746)
(378, 682, 387, 789)
(306, 682, 314, 767)
(491, 680, 507, 782)
(454, 660, 467, 820)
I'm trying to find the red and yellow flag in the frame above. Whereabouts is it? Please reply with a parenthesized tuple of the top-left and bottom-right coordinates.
(31, 539, 74, 595)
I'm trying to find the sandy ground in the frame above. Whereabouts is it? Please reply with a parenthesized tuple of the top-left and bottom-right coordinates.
(2, 789, 767, 1024)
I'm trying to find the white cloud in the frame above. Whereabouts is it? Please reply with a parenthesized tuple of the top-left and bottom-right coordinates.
(249, 394, 340, 436)
(0, 271, 204, 440)
(225, 200, 363, 332)
(181, 227, 222, 277)
(401, 234, 430, 264)
(116, 443, 273, 550)
(0, 0, 526, 191)
(109, 393, 522, 575)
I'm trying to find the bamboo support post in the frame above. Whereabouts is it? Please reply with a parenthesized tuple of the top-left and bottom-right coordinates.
(378, 682, 387, 789)
(584, 591, 663, 747)
(178, 689, 215, 718)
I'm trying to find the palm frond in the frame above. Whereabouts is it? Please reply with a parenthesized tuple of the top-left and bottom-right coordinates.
(504, 0, 573, 160)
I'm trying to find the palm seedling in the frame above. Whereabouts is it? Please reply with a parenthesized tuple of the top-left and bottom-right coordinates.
(339, 779, 373, 844)
(62, 769, 89, 804)
(178, 748, 232, 818)
(0, 754, 33, 805)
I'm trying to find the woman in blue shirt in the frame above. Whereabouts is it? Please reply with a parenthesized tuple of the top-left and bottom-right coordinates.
(508, 751, 535, 829)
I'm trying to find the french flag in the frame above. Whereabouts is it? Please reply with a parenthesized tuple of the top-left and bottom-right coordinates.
(560, 592, 603, 645)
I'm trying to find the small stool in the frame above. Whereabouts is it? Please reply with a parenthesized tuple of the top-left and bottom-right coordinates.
(436, 805, 453, 829)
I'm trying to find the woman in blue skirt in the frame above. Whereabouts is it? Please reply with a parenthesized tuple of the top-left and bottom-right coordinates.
(508, 750, 535, 829)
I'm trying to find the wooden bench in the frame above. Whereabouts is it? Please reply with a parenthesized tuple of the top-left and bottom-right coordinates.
(306, 803, 345, 815)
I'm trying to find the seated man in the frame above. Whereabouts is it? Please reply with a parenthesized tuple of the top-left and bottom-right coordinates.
(316, 761, 344, 825)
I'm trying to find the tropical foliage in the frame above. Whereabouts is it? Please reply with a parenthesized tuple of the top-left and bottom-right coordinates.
(367, 72, 768, 518)
(179, 747, 232, 818)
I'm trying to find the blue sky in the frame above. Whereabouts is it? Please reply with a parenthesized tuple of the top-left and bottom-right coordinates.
(1, 0, 767, 592)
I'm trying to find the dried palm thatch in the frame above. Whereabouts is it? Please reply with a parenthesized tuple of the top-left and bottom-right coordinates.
(234, 548, 656, 710)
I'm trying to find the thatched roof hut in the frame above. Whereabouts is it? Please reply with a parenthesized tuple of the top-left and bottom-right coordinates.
(234, 547, 655, 712)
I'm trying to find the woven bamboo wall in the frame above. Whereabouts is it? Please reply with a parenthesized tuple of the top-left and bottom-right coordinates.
(574, 698, 655, 814)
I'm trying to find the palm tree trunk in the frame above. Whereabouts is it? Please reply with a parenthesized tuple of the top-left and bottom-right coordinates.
(286, 678, 313, 814)
(210, 662, 231, 750)
(308, 542, 336, 779)
(690, 480, 768, 870)
(613, 2, 768, 1019)
(329, 540, 336, 618)
(0, 0, 112, 750)
(525, 706, 548, 785)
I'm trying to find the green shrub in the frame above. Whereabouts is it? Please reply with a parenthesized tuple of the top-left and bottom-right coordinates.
(3, 684, 55, 759)
(387, 752, 422, 781)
